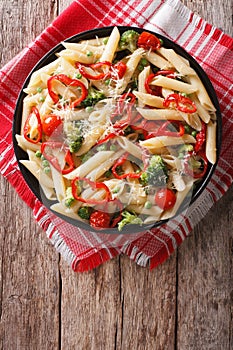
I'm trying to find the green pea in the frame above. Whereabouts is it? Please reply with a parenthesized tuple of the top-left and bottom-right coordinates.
(112, 187, 120, 194)
(87, 51, 93, 57)
(144, 201, 152, 209)
(76, 73, 82, 79)
(39, 97, 45, 102)
(184, 125, 191, 133)
(141, 58, 148, 66)
(103, 38, 108, 45)
(85, 106, 94, 113)
(191, 130, 197, 137)
(104, 170, 112, 178)
(42, 160, 50, 167)
(35, 151, 42, 158)
(138, 64, 144, 71)
(110, 144, 117, 151)
(44, 166, 51, 174)
(37, 87, 43, 93)
(97, 144, 107, 151)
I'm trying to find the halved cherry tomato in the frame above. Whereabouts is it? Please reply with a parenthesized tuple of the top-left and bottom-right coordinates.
(137, 31, 161, 51)
(42, 114, 62, 137)
(155, 188, 176, 210)
(89, 211, 111, 229)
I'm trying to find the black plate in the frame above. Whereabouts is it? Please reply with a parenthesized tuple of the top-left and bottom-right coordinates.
(12, 26, 222, 234)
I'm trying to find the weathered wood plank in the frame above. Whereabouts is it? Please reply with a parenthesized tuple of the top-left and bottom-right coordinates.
(0, 1, 60, 349)
(177, 185, 233, 350)
(60, 252, 177, 350)
(177, 1, 233, 349)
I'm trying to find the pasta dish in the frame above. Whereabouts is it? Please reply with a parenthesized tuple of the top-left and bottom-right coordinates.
(15, 27, 217, 231)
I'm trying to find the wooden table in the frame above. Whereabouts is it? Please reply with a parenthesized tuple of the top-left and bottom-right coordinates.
(0, 1, 232, 349)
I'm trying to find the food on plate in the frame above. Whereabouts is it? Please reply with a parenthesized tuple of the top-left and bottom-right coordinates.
(15, 26, 217, 231)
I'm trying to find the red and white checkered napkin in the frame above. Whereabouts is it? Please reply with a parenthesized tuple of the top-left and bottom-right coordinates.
(0, 0, 232, 272)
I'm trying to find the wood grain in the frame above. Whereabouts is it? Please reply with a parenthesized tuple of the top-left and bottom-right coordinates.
(0, 1, 232, 349)
(0, 1, 60, 349)
(177, 186, 233, 350)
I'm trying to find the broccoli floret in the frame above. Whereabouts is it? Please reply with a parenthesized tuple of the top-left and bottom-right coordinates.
(118, 210, 143, 231)
(178, 144, 194, 159)
(119, 30, 140, 52)
(64, 187, 75, 208)
(78, 206, 91, 220)
(64, 120, 84, 153)
(81, 86, 105, 107)
(68, 136, 84, 153)
(140, 155, 168, 187)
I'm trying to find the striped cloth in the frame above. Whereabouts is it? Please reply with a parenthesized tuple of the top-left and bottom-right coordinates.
(0, 0, 232, 272)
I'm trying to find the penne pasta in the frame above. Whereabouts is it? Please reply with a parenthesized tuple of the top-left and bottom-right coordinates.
(206, 120, 217, 164)
(133, 91, 164, 108)
(137, 107, 184, 121)
(139, 134, 196, 150)
(100, 26, 120, 62)
(16, 27, 218, 231)
(64, 151, 115, 180)
(145, 51, 172, 69)
(157, 47, 195, 76)
(151, 75, 198, 94)
(188, 74, 216, 111)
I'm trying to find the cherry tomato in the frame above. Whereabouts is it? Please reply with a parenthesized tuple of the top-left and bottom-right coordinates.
(137, 32, 161, 51)
(89, 211, 111, 229)
(155, 188, 176, 210)
(42, 114, 62, 137)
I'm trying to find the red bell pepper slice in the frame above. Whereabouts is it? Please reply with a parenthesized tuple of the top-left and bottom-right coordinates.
(145, 120, 185, 139)
(145, 70, 176, 96)
(41, 142, 75, 174)
(112, 152, 142, 179)
(110, 61, 127, 79)
(23, 106, 42, 144)
(112, 92, 136, 129)
(137, 31, 161, 51)
(163, 93, 197, 114)
(95, 132, 120, 146)
(71, 177, 112, 205)
(157, 120, 185, 137)
(76, 61, 112, 80)
(183, 151, 208, 179)
(194, 121, 206, 152)
(47, 74, 88, 108)
(76, 61, 127, 81)
(62, 150, 75, 175)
